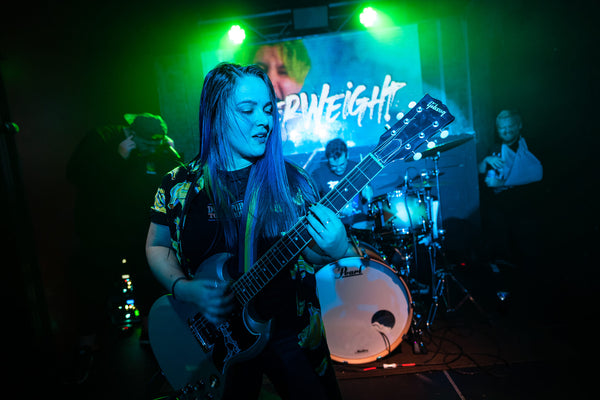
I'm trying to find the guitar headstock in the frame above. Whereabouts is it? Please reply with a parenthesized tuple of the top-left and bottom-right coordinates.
(374, 94, 455, 166)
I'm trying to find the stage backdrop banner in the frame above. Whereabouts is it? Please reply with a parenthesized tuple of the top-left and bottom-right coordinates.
(203, 25, 423, 155)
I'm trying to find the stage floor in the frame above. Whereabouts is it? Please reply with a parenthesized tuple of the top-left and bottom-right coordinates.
(53, 258, 592, 400)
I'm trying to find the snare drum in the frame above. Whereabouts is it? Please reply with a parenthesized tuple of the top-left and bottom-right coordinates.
(350, 219, 405, 248)
(316, 256, 413, 364)
(349, 220, 376, 244)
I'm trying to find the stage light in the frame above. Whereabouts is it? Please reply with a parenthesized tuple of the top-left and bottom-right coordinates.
(359, 7, 378, 28)
(228, 25, 246, 45)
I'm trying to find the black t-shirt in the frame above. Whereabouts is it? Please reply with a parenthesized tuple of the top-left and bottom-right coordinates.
(178, 165, 302, 325)
(180, 166, 250, 272)
(310, 160, 359, 198)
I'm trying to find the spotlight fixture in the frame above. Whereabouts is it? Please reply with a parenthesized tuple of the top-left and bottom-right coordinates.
(359, 7, 378, 28)
(228, 25, 246, 45)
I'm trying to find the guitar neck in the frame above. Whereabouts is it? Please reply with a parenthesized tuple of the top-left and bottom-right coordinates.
(231, 153, 385, 306)
(230, 93, 454, 306)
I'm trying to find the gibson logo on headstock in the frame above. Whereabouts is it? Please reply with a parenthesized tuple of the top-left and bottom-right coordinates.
(334, 266, 364, 279)
(426, 100, 446, 117)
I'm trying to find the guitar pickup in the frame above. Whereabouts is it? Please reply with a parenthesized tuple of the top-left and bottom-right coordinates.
(188, 313, 220, 352)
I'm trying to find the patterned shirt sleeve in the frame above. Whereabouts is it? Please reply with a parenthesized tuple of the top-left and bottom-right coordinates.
(150, 179, 170, 226)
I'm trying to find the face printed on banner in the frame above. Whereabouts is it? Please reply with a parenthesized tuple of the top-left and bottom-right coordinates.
(254, 45, 303, 101)
(225, 75, 273, 169)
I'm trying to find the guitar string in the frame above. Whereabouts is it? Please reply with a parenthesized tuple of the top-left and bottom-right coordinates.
(235, 210, 307, 284)
(231, 154, 382, 306)
(232, 220, 308, 304)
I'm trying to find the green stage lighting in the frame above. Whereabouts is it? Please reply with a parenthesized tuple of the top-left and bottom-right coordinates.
(359, 7, 378, 28)
(228, 25, 246, 45)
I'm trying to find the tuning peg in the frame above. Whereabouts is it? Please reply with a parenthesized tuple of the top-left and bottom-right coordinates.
(384, 124, 399, 136)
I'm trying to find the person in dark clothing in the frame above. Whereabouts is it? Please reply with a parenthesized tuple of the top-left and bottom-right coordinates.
(478, 109, 543, 270)
(66, 113, 182, 369)
(310, 138, 373, 228)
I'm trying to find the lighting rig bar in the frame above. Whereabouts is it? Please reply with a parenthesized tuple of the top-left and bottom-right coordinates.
(197, 1, 382, 44)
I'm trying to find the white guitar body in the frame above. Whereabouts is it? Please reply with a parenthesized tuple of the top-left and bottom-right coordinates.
(149, 253, 271, 398)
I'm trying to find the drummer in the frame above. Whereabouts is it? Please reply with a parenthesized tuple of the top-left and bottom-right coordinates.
(310, 138, 374, 227)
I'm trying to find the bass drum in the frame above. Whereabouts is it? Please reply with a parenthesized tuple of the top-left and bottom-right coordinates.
(316, 253, 413, 364)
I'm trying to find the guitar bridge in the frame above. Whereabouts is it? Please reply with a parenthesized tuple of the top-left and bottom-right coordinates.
(188, 313, 220, 352)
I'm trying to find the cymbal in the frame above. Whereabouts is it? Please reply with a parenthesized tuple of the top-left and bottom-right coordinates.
(407, 135, 473, 161)
(410, 171, 445, 188)
(376, 171, 445, 192)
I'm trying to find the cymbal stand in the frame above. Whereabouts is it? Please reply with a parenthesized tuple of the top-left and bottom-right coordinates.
(423, 154, 486, 329)
(431, 154, 444, 238)
(426, 267, 488, 329)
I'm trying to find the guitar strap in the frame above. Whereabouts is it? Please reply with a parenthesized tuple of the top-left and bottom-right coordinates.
(237, 162, 313, 275)
(239, 190, 259, 274)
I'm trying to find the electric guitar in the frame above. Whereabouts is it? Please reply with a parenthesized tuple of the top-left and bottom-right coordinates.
(148, 94, 455, 399)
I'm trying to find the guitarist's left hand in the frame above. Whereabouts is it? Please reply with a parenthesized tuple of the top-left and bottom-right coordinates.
(305, 204, 349, 262)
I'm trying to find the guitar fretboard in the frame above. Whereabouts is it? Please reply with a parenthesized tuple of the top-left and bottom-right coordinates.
(231, 153, 387, 305)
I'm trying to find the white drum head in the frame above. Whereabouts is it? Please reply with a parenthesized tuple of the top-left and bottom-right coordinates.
(316, 257, 412, 364)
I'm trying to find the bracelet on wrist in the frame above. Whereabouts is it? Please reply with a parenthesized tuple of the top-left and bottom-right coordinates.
(171, 277, 187, 301)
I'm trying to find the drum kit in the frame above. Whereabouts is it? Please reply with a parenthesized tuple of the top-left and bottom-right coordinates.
(316, 136, 481, 364)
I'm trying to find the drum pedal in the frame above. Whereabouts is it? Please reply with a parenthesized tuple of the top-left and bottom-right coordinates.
(408, 324, 427, 355)
(413, 340, 427, 355)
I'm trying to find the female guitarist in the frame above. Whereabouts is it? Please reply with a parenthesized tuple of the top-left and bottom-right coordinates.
(145, 62, 354, 399)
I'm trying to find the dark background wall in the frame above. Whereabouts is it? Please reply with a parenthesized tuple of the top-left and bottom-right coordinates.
(1, 0, 596, 376)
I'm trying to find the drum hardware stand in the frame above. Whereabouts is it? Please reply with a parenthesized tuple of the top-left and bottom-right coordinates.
(407, 309, 428, 354)
(425, 266, 488, 330)
(391, 246, 413, 279)
(422, 220, 487, 329)
(420, 153, 486, 329)
(431, 154, 444, 236)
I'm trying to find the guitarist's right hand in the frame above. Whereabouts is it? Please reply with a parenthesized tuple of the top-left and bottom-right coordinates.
(176, 279, 236, 325)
